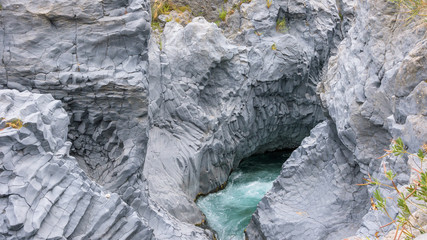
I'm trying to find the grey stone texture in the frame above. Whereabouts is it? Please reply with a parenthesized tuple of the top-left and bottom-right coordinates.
(0, 0, 211, 239)
(246, 121, 369, 239)
(144, 0, 345, 228)
(246, 0, 427, 238)
(1, 0, 425, 238)
(0, 89, 154, 239)
(0, 0, 151, 194)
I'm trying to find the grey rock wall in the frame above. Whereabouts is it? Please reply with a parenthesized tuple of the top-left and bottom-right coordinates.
(0, 89, 154, 239)
(246, 121, 368, 239)
(320, 0, 426, 236)
(0, 0, 346, 237)
(144, 0, 345, 226)
(0, 1, 212, 239)
(2, 0, 421, 238)
(247, 0, 427, 238)
(0, 0, 151, 192)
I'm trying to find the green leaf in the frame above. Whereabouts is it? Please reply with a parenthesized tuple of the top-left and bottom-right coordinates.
(374, 189, 386, 212)
(386, 170, 396, 181)
(397, 195, 411, 218)
(392, 137, 406, 156)
(396, 137, 404, 148)
(418, 149, 425, 161)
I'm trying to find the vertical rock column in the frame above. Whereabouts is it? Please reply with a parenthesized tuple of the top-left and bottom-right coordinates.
(0, 0, 152, 209)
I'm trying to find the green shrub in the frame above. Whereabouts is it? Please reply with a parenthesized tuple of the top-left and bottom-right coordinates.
(0, 118, 24, 131)
(276, 18, 288, 33)
(219, 7, 227, 21)
(389, 0, 427, 22)
(151, 1, 192, 32)
(360, 138, 427, 239)
(271, 43, 277, 50)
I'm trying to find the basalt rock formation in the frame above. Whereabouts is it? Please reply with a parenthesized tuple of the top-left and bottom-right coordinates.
(0, 0, 425, 239)
(144, 0, 344, 230)
(0, 89, 154, 239)
(246, 0, 427, 239)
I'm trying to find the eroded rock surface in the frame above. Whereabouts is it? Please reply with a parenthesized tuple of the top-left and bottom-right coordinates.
(144, 0, 345, 225)
(0, 0, 211, 239)
(247, 0, 427, 238)
(2, 0, 424, 238)
(246, 121, 368, 239)
(1, 0, 347, 237)
(0, 89, 154, 239)
(0, 0, 151, 193)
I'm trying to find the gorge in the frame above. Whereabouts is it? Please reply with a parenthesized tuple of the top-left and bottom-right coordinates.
(0, 0, 426, 239)
(196, 150, 292, 240)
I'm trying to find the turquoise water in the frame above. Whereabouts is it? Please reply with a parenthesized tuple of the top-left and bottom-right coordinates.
(196, 151, 291, 240)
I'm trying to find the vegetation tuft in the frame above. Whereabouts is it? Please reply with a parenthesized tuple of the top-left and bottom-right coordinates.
(266, 0, 273, 8)
(0, 118, 25, 131)
(271, 43, 277, 50)
(151, 0, 192, 32)
(219, 7, 227, 21)
(389, 0, 427, 22)
(359, 138, 427, 239)
(276, 18, 288, 33)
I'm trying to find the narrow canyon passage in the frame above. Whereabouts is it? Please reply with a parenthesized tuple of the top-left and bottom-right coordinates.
(196, 150, 293, 240)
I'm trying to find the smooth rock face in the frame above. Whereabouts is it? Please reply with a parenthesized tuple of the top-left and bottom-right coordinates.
(247, 0, 427, 238)
(0, 89, 154, 239)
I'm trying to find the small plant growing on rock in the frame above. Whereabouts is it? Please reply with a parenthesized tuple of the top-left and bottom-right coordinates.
(151, 0, 192, 32)
(151, 21, 162, 32)
(219, 7, 227, 21)
(271, 43, 277, 50)
(360, 138, 427, 239)
(276, 18, 288, 33)
(0, 118, 24, 131)
(266, 0, 273, 8)
(389, 0, 427, 22)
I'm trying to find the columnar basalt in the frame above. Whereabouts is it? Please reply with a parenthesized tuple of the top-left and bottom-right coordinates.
(0, 89, 154, 239)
